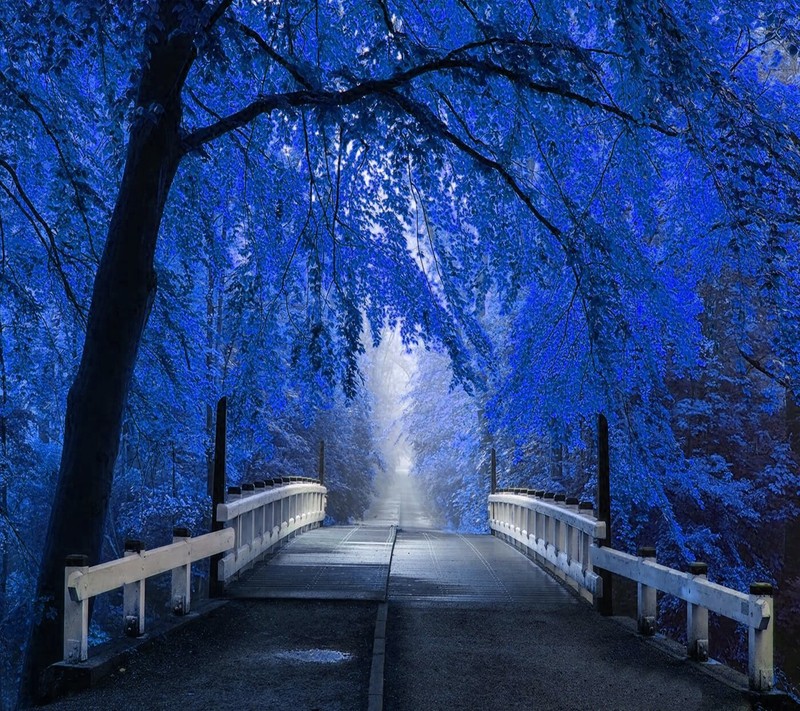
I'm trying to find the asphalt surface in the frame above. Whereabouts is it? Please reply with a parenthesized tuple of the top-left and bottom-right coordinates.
(227, 524, 396, 601)
(44, 599, 376, 711)
(376, 474, 749, 710)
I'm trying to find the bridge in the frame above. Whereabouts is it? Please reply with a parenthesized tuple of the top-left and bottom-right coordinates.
(37, 461, 783, 711)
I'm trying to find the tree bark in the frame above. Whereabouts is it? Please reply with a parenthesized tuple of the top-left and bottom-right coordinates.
(20, 5, 196, 702)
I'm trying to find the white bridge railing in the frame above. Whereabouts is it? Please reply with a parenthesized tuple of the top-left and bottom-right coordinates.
(216, 479, 327, 581)
(489, 489, 775, 692)
(62, 478, 326, 664)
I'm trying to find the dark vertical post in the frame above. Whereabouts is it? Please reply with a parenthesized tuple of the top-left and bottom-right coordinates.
(490, 448, 497, 494)
(318, 440, 325, 485)
(596, 413, 613, 616)
(209, 396, 227, 598)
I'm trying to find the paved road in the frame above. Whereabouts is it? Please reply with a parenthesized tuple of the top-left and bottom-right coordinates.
(384, 533, 748, 711)
(376, 472, 749, 710)
(227, 525, 395, 601)
(46, 600, 376, 711)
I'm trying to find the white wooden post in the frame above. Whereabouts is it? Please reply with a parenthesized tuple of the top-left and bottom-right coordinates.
(687, 562, 709, 661)
(242, 483, 255, 551)
(579, 502, 593, 571)
(63, 554, 89, 662)
(227, 485, 242, 562)
(269, 499, 277, 536)
(748, 582, 774, 692)
(122, 540, 145, 637)
(171, 527, 192, 615)
(566, 498, 579, 560)
(554, 495, 567, 554)
(254, 481, 266, 542)
(536, 500, 547, 542)
(637, 547, 657, 636)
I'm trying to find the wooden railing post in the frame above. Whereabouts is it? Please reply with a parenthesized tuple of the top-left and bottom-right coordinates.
(122, 539, 145, 637)
(595, 413, 613, 616)
(209, 396, 227, 598)
(748, 582, 774, 691)
(254, 481, 266, 543)
(242, 483, 255, 555)
(687, 562, 709, 661)
(637, 546, 657, 636)
(171, 527, 192, 615)
(63, 554, 89, 662)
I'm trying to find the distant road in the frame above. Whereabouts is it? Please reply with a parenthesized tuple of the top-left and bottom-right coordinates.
(362, 468, 442, 530)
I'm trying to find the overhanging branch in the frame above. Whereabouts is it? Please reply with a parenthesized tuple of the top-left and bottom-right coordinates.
(182, 54, 677, 153)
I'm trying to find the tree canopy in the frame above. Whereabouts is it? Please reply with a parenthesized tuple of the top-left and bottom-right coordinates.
(1, 0, 800, 702)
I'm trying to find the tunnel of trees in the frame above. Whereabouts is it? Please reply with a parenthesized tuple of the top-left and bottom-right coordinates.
(1, 0, 800, 705)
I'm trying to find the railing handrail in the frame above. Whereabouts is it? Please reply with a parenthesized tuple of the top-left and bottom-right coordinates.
(488, 489, 775, 692)
(489, 492, 605, 538)
(589, 545, 770, 629)
(217, 481, 326, 521)
(63, 480, 328, 665)
(67, 529, 234, 602)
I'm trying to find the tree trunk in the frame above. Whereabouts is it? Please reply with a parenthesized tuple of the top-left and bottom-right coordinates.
(20, 7, 195, 702)
(0, 304, 8, 709)
(784, 389, 800, 581)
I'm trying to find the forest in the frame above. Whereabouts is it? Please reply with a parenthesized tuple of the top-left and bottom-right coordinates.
(1, 0, 800, 707)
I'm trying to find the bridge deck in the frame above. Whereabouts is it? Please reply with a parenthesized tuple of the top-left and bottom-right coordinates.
(226, 524, 395, 600)
(46, 471, 752, 710)
(388, 530, 575, 606)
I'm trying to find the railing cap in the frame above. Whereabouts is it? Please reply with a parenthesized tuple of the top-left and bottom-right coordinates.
(543, 492, 555, 499)
(242, 483, 255, 491)
(65, 554, 89, 567)
(253, 481, 266, 488)
(124, 539, 144, 553)
(173, 526, 191, 538)
(638, 546, 656, 559)
(566, 497, 579, 506)
(227, 485, 242, 495)
(554, 493, 566, 502)
(578, 501, 593, 511)
(750, 582, 773, 596)
(688, 561, 708, 576)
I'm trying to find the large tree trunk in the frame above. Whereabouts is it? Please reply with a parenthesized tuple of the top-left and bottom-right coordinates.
(20, 7, 196, 703)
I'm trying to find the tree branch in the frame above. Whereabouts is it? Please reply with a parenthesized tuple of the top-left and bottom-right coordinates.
(230, 19, 315, 89)
(183, 53, 674, 153)
(383, 88, 563, 239)
(205, 0, 235, 32)
(738, 348, 790, 388)
(0, 160, 86, 321)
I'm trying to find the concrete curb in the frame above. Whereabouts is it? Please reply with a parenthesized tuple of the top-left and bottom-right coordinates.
(368, 602, 388, 711)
